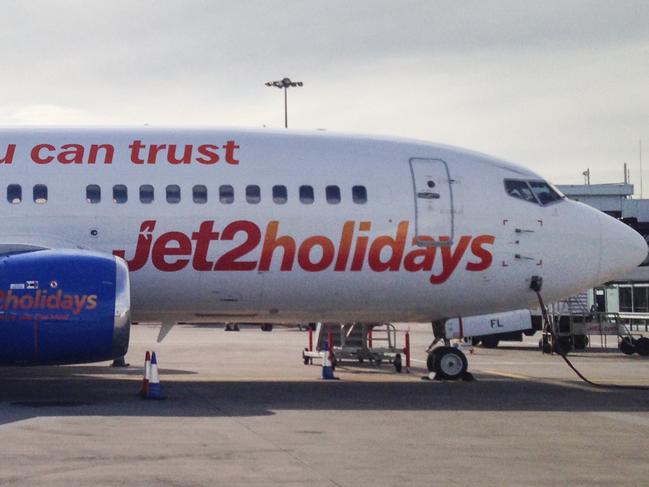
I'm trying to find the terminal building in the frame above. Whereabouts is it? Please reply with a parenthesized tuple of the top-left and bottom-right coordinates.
(556, 182, 649, 321)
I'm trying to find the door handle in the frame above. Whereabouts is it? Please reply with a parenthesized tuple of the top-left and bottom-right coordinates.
(417, 192, 440, 199)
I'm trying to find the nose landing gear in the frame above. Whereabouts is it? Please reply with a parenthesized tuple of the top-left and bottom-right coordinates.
(426, 346, 469, 380)
(425, 320, 472, 381)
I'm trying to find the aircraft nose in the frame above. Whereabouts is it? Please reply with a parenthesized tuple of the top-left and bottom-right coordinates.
(598, 212, 647, 283)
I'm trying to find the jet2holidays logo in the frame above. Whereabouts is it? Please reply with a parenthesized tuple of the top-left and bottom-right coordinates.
(0, 280, 98, 319)
(115, 220, 495, 284)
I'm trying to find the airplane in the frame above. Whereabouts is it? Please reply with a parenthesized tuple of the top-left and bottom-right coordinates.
(0, 126, 644, 380)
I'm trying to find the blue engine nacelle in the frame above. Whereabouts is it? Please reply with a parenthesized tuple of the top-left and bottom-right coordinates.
(0, 249, 130, 365)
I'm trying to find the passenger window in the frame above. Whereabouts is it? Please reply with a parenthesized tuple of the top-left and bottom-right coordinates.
(273, 185, 287, 204)
(220, 185, 234, 204)
(504, 180, 537, 204)
(193, 185, 207, 204)
(166, 184, 181, 204)
(246, 185, 261, 204)
(86, 184, 101, 204)
(113, 184, 127, 204)
(300, 185, 314, 204)
(139, 184, 154, 204)
(7, 184, 21, 204)
(33, 184, 47, 204)
(528, 181, 563, 206)
(352, 185, 367, 204)
(326, 185, 341, 204)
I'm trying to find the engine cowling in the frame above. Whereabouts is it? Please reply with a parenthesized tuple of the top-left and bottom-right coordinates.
(0, 249, 130, 365)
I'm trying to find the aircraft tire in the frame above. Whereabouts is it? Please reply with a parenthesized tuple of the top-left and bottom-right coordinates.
(635, 337, 649, 356)
(481, 336, 500, 348)
(393, 354, 402, 373)
(303, 348, 311, 365)
(433, 347, 468, 381)
(426, 351, 437, 372)
(573, 334, 589, 350)
(539, 338, 553, 354)
(553, 337, 572, 355)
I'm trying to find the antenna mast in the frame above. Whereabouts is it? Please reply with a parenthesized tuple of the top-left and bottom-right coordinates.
(640, 139, 643, 198)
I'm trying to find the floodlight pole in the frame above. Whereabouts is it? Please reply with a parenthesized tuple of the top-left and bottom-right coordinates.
(284, 86, 288, 128)
(265, 77, 303, 128)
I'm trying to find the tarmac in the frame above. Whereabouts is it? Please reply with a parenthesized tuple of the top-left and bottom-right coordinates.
(1, 323, 649, 486)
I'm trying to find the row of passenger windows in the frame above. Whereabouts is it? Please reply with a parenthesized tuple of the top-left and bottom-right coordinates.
(6, 184, 368, 205)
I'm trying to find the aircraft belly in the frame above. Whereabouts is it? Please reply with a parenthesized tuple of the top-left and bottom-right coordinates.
(195, 270, 262, 316)
(129, 268, 199, 312)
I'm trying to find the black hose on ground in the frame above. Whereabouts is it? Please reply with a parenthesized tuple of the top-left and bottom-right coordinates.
(531, 277, 649, 391)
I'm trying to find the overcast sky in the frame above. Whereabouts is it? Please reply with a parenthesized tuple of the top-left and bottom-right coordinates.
(1, 1, 648, 187)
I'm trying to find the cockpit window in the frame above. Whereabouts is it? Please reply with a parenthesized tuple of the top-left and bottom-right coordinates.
(504, 180, 537, 204)
(528, 181, 563, 205)
(504, 179, 564, 206)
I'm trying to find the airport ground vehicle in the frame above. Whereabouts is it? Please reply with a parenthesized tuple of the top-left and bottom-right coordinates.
(445, 310, 537, 349)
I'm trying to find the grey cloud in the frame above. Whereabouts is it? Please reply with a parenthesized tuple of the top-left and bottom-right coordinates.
(1, 1, 648, 185)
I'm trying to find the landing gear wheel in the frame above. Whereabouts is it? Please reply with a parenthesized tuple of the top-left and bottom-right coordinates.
(635, 337, 649, 356)
(433, 347, 468, 381)
(619, 338, 636, 355)
(553, 337, 572, 355)
(471, 337, 481, 346)
(261, 324, 273, 332)
(573, 334, 589, 350)
(539, 338, 553, 354)
(481, 336, 500, 348)
(303, 348, 311, 365)
(393, 354, 403, 373)
(426, 350, 437, 372)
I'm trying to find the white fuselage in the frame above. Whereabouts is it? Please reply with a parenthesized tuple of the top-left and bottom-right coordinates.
(0, 127, 644, 323)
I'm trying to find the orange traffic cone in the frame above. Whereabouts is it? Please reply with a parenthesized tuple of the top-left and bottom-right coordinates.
(138, 351, 151, 398)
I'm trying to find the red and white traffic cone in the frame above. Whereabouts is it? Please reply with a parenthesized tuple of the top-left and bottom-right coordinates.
(138, 351, 151, 398)
(145, 351, 165, 399)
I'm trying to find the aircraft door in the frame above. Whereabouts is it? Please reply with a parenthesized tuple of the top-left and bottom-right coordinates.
(594, 288, 606, 312)
(409, 158, 454, 246)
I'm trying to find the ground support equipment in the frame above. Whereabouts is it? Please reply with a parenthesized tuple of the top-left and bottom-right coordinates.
(302, 322, 410, 373)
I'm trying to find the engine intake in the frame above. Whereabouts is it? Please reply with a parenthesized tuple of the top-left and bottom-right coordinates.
(0, 249, 131, 365)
